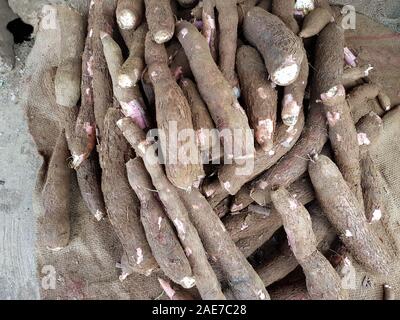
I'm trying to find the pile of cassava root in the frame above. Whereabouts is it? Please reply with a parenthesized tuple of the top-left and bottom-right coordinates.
(40, 0, 399, 300)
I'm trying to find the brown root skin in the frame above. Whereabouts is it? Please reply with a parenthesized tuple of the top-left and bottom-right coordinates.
(176, 21, 255, 160)
(116, 0, 144, 30)
(0, 0, 17, 72)
(356, 112, 383, 151)
(309, 155, 392, 275)
(55, 61, 82, 108)
(118, 23, 147, 87)
(364, 78, 392, 112)
(191, 1, 204, 20)
(55, 26, 106, 222)
(179, 78, 220, 158)
(322, 85, 364, 209)
(75, 159, 105, 221)
(178, 188, 270, 300)
(243, 7, 305, 86)
(271, 188, 317, 261)
(257, 209, 337, 287)
(145, 0, 175, 44)
(215, 0, 240, 90)
(91, 0, 116, 140)
(42, 130, 71, 250)
(342, 64, 373, 88)
(249, 21, 343, 207)
(226, 176, 315, 243)
(347, 83, 389, 123)
(299, 7, 334, 38)
(126, 158, 195, 288)
(356, 114, 398, 258)
(74, 21, 106, 221)
(272, 0, 299, 34)
(205, 111, 304, 208)
(100, 31, 149, 130)
(384, 284, 395, 300)
(269, 282, 310, 300)
(100, 108, 157, 278)
(282, 56, 309, 126)
(313, 22, 344, 95)
(236, 45, 278, 152)
(117, 118, 225, 300)
(145, 33, 204, 190)
(202, 0, 218, 62)
(271, 187, 347, 300)
(301, 251, 348, 300)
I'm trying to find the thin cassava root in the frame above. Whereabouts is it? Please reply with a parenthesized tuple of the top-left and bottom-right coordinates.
(117, 118, 225, 300)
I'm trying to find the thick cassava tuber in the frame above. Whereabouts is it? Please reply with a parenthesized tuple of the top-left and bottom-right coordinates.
(118, 23, 147, 88)
(100, 108, 157, 279)
(257, 207, 337, 287)
(178, 188, 270, 300)
(74, 16, 106, 222)
(117, 118, 225, 300)
(179, 78, 220, 160)
(309, 155, 392, 275)
(357, 112, 384, 222)
(176, 21, 255, 160)
(271, 187, 347, 300)
(249, 22, 343, 208)
(145, 33, 204, 190)
(215, 0, 240, 90)
(281, 56, 309, 126)
(91, 0, 117, 139)
(356, 113, 398, 257)
(299, 7, 334, 38)
(126, 158, 195, 288)
(272, 0, 299, 33)
(145, 0, 175, 44)
(347, 83, 392, 123)
(116, 0, 144, 30)
(243, 7, 305, 86)
(101, 31, 149, 130)
(158, 278, 196, 300)
(322, 84, 364, 209)
(42, 130, 71, 251)
(236, 45, 278, 151)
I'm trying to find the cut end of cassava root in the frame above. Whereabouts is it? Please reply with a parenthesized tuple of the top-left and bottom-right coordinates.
(118, 74, 135, 88)
(273, 62, 300, 87)
(117, 9, 137, 30)
(180, 276, 196, 289)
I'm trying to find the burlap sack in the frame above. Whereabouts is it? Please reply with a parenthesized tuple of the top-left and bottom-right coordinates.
(25, 5, 400, 299)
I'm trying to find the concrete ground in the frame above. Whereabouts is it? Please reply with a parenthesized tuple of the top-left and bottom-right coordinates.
(0, 40, 41, 299)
